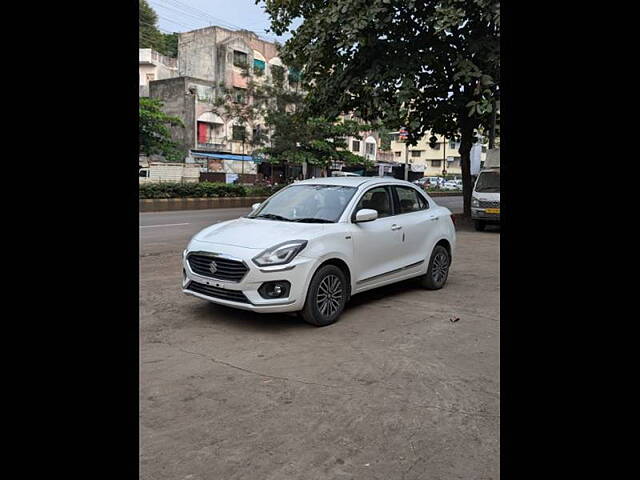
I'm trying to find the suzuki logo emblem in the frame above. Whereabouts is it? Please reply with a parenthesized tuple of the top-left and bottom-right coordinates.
(209, 260, 218, 274)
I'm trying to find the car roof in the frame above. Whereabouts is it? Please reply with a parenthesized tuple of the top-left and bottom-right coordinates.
(295, 176, 417, 188)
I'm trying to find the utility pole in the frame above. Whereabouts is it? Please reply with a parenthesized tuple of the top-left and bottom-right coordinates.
(489, 100, 497, 149)
(404, 142, 409, 181)
(399, 126, 409, 181)
(442, 136, 448, 181)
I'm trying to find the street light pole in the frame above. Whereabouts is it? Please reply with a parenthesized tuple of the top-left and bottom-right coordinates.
(404, 141, 409, 181)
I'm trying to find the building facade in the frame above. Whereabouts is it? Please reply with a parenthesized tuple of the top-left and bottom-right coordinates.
(389, 133, 488, 177)
(146, 26, 295, 165)
(139, 49, 178, 97)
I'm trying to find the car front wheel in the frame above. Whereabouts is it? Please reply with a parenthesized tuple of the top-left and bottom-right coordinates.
(300, 265, 347, 327)
(420, 245, 450, 290)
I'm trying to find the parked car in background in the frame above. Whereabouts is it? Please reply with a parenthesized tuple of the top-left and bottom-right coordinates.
(183, 177, 456, 326)
(442, 181, 461, 191)
(422, 176, 443, 188)
(471, 167, 500, 231)
(413, 177, 430, 186)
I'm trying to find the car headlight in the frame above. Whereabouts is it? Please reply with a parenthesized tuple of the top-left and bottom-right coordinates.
(252, 240, 308, 267)
(471, 197, 479, 207)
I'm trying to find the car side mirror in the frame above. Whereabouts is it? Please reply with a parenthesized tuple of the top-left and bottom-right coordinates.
(251, 203, 261, 211)
(354, 208, 378, 223)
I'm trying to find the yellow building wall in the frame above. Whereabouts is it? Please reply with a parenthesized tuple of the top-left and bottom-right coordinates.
(390, 133, 486, 177)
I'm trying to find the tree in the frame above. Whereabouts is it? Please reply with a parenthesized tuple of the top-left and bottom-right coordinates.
(139, 0, 179, 58)
(258, 0, 500, 215)
(139, 98, 185, 162)
(204, 62, 371, 178)
(253, 66, 372, 176)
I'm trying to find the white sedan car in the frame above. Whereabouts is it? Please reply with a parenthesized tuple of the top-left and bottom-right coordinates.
(183, 177, 456, 326)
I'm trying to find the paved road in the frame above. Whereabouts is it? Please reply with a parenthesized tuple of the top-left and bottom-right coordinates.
(139, 196, 499, 480)
(139, 196, 463, 257)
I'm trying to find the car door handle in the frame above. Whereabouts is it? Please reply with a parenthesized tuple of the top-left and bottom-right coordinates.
(429, 216, 439, 221)
(391, 224, 402, 231)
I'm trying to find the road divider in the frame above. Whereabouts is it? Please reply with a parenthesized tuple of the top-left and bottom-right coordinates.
(139, 196, 269, 212)
(140, 192, 461, 212)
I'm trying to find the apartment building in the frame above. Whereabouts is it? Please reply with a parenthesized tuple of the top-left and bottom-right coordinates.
(390, 133, 488, 177)
(147, 27, 297, 166)
(139, 48, 178, 97)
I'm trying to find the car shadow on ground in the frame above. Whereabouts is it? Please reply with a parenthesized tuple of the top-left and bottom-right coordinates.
(190, 301, 309, 332)
(187, 276, 428, 331)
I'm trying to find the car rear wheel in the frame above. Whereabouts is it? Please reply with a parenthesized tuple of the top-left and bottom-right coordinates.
(474, 220, 486, 231)
(300, 265, 347, 327)
(420, 245, 450, 290)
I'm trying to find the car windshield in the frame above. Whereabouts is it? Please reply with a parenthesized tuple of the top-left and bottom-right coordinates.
(248, 184, 358, 223)
(475, 171, 500, 193)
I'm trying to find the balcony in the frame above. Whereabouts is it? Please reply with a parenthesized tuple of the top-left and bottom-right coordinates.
(197, 138, 230, 152)
(139, 48, 177, 68)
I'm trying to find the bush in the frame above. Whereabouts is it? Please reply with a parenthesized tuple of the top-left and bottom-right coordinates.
(139, 182, 286, 199)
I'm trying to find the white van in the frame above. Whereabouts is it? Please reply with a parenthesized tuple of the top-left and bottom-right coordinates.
(471, 167, 500, 231)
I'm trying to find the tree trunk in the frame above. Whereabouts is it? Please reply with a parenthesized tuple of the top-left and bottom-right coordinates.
(458, 116, 478, 218)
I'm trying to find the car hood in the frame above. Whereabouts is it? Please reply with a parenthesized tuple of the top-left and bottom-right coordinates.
(192, 217, 327, 249)
(473, 191, 500, 201)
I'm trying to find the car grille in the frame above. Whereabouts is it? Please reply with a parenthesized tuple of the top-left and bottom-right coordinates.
(185, 281, 250, 304)
(187, 253, 249, 282)
(479, 200, 500, 208)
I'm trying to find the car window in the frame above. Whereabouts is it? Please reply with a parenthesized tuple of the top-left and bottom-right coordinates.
(475, 171, 500, 193)
(395, 186, 428, 213)
(355, 186, 392, 218)
(249, 184, 357, 222)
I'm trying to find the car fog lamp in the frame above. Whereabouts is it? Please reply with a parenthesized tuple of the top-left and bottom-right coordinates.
(258, 281, 291, 299)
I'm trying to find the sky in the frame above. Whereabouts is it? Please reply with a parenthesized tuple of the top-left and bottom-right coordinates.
(148, 0, 298, 43)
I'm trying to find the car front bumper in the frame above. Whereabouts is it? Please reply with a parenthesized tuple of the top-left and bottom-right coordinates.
(182, 240, 317, 313)
(471, 207, 501, 222)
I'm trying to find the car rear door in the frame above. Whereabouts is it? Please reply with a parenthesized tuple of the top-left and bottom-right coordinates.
(391, 185, 442, 267)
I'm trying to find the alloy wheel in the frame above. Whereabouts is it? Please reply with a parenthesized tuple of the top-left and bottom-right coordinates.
(316, 274, 343, 317)
(431, 251, 449, 284)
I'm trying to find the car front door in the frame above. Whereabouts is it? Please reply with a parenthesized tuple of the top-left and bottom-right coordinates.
(350, 186, 404, 283)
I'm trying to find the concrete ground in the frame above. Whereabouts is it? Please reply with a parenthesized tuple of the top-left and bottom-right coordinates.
(140, 204, 499, 480)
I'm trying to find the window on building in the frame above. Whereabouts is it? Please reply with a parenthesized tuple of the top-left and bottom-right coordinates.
(431, 143, 441, 150)
(233, 87, 247, 104)
(232, 125, 246, 141)
(352, 140, 360, 152)
(411, 150, 421, 158)
(395, 151, 401, 157)
(253, 59, 266, 76)
(450, 156, 461, 167)
(449, 140, 456, 149)
(270, 65, 285, 82)
(365, 142, 375, 155)
(432, 160, 442, 167)
(233, 50, 248, 68)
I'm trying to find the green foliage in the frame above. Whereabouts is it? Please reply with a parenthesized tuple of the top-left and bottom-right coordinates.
(258, 0, 499, 214)
(139, 98, 185, 162)
(139, 182, 285, 199)
(139, 0, 178, 58)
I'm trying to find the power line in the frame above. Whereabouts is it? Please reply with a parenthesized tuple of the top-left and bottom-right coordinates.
(154, 0, 244, 30)
(150, 0, 280, 42)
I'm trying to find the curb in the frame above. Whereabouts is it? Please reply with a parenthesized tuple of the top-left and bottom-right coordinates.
(140, 196, 269, 212)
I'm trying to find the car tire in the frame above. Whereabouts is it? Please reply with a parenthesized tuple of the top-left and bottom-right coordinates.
(420, 245, 450, 290)
(300, 265, 347, 327)
(474, 220, 486, 231)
